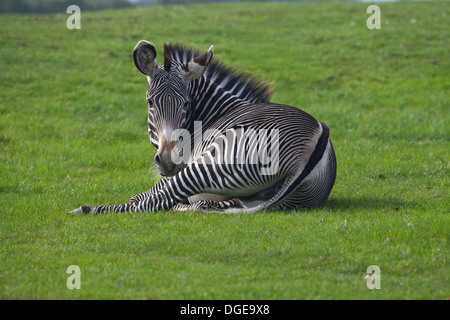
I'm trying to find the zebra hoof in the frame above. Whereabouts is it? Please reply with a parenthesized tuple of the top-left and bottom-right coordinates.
(69, 206, 93, 214)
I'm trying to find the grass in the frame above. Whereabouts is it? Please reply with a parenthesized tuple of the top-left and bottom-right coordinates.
(0, 1, 448, 299)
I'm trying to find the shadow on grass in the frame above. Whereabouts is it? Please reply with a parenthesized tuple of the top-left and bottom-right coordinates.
(324, 196, 416, 212)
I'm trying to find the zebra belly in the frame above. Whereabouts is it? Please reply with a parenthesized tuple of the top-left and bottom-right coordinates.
(188, 193, 231, 204)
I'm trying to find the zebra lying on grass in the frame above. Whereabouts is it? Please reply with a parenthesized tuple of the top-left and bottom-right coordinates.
(70, 41, 336, 214)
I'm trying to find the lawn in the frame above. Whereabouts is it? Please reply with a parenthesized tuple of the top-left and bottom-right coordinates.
(0, 1, 448, 299)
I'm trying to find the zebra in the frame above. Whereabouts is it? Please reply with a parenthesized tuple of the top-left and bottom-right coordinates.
(70, 40, 336, 214)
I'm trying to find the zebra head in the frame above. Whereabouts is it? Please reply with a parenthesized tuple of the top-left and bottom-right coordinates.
(133, 40, 214, 177)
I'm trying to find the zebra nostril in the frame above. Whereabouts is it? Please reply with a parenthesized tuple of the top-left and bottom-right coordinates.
(154, 154, 161, 165)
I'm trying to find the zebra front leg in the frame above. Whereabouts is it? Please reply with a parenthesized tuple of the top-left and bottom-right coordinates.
(70, 177, 175, 214)
(69, 183, 187, 214)
(128, 177, 171, 205)
(69, 203, 137, 215)
(70, 152, 267, 214)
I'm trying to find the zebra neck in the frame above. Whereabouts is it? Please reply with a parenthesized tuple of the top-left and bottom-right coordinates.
(189, 77, 247, 131)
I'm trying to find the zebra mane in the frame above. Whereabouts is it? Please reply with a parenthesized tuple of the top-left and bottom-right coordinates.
(165, 42, 273, 104)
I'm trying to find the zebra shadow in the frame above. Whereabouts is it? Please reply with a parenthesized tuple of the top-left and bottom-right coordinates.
(323, 195, 414, 212)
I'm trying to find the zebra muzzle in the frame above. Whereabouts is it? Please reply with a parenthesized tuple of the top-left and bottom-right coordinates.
(155, 136, 178, 177)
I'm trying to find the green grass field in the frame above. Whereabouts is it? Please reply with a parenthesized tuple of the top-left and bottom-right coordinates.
(0, 1, 448, 299)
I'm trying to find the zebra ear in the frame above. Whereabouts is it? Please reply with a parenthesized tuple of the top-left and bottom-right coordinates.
(180, 45, 214, 82)
(133, 40, 159, 79)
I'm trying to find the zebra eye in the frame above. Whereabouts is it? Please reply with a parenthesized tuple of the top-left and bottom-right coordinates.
(147, 98, 154, 107)
(182, 101, 190, 110)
